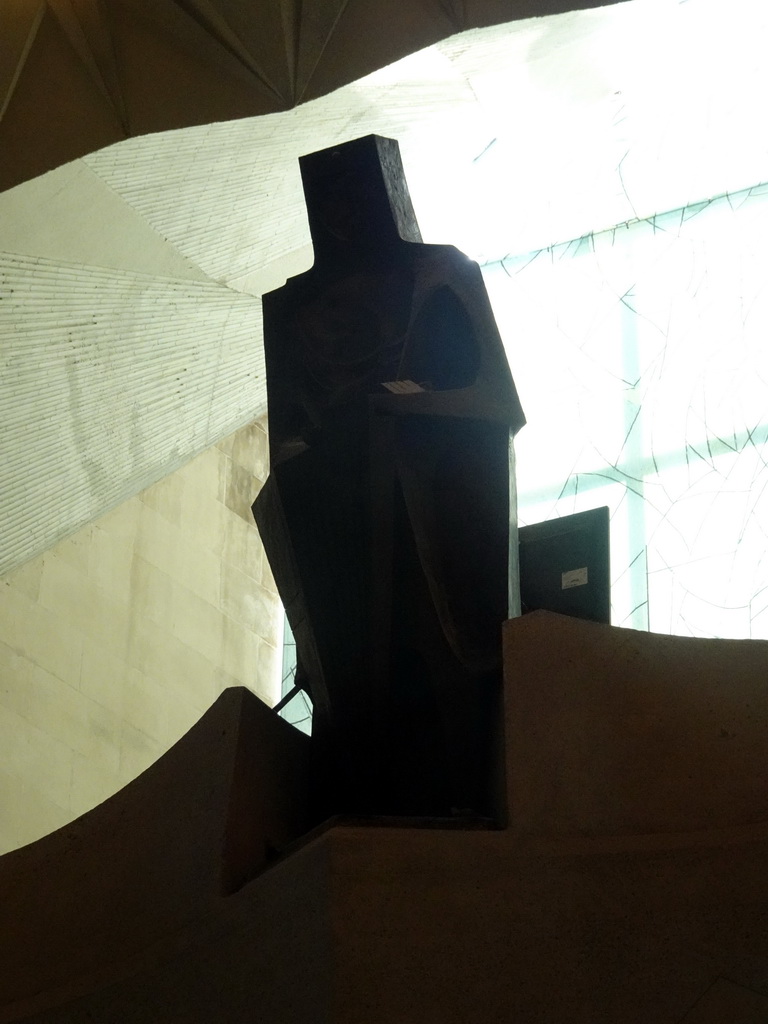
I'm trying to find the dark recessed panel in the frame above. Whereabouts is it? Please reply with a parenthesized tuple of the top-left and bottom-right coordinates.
(519, 506, 610, 624)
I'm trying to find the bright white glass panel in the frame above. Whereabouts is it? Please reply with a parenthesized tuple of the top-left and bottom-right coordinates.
(484, 184, 768, 638)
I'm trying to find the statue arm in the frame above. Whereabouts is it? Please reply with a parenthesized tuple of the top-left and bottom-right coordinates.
(368, 386, 514, 424)
(374, 248, 524, 430)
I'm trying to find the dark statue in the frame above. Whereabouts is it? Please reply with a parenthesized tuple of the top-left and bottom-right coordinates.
(253, 135, 525, 819)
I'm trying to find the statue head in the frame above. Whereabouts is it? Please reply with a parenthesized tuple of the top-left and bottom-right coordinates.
(299, 135, 422, 261)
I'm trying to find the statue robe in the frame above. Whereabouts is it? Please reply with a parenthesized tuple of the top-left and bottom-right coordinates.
(254, 136, 524, 816)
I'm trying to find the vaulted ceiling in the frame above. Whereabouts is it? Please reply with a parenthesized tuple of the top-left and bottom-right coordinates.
(0, 0, 611, 193)
(1, 0, 624, 577)
(3, 0, 765, 578)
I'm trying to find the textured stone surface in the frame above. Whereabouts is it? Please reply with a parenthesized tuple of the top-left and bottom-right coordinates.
(503, 611, 768, 836)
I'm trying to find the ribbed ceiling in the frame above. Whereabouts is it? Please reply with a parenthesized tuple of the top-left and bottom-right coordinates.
(3, 0, 768, 577)
(0, 0, 613, 193)
(2, 2, 627, 579)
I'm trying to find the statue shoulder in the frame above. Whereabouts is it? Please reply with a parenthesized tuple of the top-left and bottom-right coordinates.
(403, 241, 486, 294)
(405, 240, 479, 270)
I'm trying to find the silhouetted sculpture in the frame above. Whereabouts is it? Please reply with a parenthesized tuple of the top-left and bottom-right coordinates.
(254, 135, 525, 818)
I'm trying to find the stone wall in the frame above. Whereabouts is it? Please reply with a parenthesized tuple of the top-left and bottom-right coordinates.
(0, 417, 281, 853)
(0, 251, 266, 580)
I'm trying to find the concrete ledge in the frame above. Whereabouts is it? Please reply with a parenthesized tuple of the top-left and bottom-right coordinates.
(504, 611, 768, 835)
(8, 823, 768, 1023)
(0, 687, 310, 1021)
(4, 614, 768, 1021)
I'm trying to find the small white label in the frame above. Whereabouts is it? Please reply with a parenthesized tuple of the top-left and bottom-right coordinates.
(562, 567, 588, 590)
(381, 379, 424, 394)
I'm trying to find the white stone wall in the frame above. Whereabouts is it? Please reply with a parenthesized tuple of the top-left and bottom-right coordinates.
(0, 251, 266, 578)
(0, 418, 281, 854)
